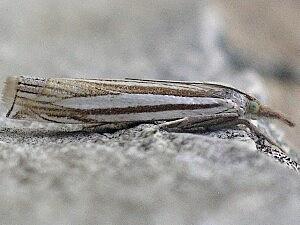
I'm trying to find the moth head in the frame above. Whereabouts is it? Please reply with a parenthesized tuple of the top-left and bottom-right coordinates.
(247, 100, 260, 115)
(246, 100, 295, 127)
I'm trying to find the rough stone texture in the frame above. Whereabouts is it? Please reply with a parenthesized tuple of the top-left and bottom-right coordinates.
(0, 1, 299, 225)
(0, 123, 299, 225)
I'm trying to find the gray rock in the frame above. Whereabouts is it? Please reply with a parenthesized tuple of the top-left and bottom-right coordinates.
(0, 124, 299, 225)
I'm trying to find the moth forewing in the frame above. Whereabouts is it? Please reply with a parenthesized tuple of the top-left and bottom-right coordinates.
(2, 76, 241, 124)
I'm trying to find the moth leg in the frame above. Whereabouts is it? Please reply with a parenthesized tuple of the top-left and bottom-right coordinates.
(158, 118, 187, 129)
(81, 122, 140, 133)
(233, 119, 287, 153)
(206, 118, 287, 153)
(158, 113, 239, 132)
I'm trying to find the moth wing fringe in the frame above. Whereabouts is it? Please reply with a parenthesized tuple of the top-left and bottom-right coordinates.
(2, 76, 19, 111)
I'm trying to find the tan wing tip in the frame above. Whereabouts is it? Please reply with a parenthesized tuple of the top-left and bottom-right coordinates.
(2, 76, 20, 111)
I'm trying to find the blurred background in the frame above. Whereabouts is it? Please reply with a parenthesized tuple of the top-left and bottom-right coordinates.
(0, 0, 298, 147)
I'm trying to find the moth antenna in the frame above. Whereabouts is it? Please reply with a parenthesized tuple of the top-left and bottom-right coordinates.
(2, 76, 19, 117)
(259, 105, 295, 127)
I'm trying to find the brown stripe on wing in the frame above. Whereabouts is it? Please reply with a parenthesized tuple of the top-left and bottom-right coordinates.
(18, 78, 120, 98)
(75, 80, 218, 97)
(82, 103, 222, 115)
(122, 78, 257, 101)
(46, 79, 121, 97)
(11, 107, 101, 124)
(33, 111, 102, 124)
(50, 78, 215, 97)
(15, 94, 223, 114)
(19, 102, 222, 116)
(13, 94, 225, 123)
(15, 96, 64, 109)
(19, 80, 88, 98)
(18, 77, 225, 98)
(18, 81, 78, 98)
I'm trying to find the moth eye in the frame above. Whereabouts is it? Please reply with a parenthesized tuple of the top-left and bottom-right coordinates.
(248, 101, 260, 114)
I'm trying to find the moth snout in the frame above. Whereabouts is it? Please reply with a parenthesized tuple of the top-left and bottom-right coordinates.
(258, 105, 295, 127)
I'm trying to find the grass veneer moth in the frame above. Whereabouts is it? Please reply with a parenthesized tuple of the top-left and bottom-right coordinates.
(2, 76, 295, 152)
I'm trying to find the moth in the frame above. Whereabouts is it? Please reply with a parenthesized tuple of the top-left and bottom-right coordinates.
(2, 76, 295, 152)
